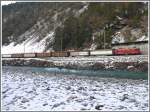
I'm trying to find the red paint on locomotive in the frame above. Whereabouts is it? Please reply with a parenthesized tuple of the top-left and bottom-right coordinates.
(113, 48, 141, 55)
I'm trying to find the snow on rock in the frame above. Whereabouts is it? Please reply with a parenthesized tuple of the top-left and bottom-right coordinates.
(75, 3, 89, 17)
(112, 27, 148, 44)
(2, 66, 148, 111)
(136, 35, 148, 41)
(116, 16, 123, 20)
(89, 43, 97, 50)
(78, 4, 88, 14)
(112, 32, 125, 44)
(131, 28, 143, 39)
(130, 29, 148, 41)
(2, 32, 54, 54)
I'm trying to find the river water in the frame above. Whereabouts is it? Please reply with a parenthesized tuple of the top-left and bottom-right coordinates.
(2, 66, 149, 111)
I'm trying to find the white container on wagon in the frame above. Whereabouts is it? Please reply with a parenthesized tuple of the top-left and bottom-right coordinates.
(90, 50, 112, 56)
(24, 53, 36, 58)
(70, 51, 89, 56)
(2, 54, 11, 58)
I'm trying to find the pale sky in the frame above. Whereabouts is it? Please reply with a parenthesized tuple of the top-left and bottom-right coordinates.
(1, 1, 16, 6)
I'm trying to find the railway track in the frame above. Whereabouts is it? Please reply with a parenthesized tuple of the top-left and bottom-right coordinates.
(7, 55, 144, 63)
(44, 55, 148, 62)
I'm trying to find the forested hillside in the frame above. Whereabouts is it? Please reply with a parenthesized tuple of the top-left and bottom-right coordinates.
(2, 2, 148, 53)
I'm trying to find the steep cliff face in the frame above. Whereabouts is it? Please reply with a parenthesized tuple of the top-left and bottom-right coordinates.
(111, 15, 148, 44)
(2, 2, 88, 53)
(2, 2, 148, 54)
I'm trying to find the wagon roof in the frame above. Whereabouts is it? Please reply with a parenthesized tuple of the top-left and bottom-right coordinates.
(111, 41, 148, 46)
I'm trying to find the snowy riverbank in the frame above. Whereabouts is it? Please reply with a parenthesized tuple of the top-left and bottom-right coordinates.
(2, 66, 148, 111)
(2, 55, 148, 73)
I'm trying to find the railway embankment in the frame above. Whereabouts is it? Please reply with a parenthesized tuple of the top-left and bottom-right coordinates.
(2, 55, 148, 73)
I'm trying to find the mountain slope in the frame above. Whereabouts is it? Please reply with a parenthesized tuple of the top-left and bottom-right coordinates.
(2, 2, 148, 54)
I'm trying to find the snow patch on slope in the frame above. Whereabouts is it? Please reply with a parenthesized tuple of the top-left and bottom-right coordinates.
(112, 27, 148, 44)
(2, 32, 54, 54)
(89, 43, 97, 50)
(112, 32, 125, 44)
(136, 35, 148, 41)
(75, 3, 89, 17)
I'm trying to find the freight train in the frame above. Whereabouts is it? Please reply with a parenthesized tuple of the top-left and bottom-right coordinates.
(2, 48, 141, 58)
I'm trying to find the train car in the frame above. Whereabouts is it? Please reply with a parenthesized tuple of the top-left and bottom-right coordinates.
(112, 48, 141, 55)
(90, 50, 112, 56)
(2, 54, 12, 58)
(70, 51, 90, 57)
(36, 52, 51, 57)
(11, 53, 24, 58)
(24, 53, 36, 58)
(51, 51, 69, 57)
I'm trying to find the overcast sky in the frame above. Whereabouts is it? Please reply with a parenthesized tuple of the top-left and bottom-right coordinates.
(1, 1, 148, 6)
(1, 1, 16, 6)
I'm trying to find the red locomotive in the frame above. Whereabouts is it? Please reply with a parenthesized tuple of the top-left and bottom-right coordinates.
(112, 48, 141, 55)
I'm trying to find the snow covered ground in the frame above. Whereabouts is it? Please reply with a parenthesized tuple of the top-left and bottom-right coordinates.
(45, 55, 148, 63)
(2, 66, 148, 111)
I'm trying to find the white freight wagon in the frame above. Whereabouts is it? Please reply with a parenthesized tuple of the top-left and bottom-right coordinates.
(2, 54, 11, 58)
(70, 51, 89, 56)
(90, 50, 112, 56)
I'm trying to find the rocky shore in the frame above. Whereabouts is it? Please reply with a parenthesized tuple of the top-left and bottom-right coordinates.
(2, 55, 148, 72)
